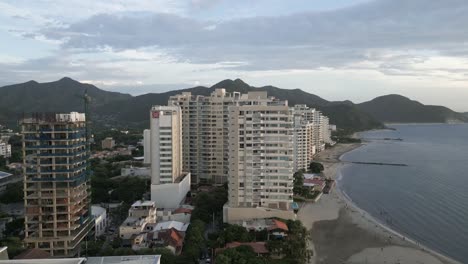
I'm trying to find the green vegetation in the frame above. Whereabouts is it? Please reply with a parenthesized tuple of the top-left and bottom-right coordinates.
(183, 219, 206, 262)
(90, 158, 148, 204)
(293, 171, 307, 197)
(309, 162, 324, 174)
(191, 186, 228, 223)
(2, 218, 24, 237)
(83, 238, 190, 264)
(93, 129, 143, 149)
(0, 181, 23, 203)
(0, 237, 25, 258)
(216, 245, 268, 264)
(357, 94, 468, 123)
(266, 220, 312, 264)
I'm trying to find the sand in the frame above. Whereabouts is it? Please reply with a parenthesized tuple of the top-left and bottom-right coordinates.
(297, 143, 460, 264)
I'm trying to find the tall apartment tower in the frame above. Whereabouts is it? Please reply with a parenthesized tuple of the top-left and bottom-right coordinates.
(168, 89, 280, 184)
(21, 112, 92, 257)
(292, 117, 315, 172)
(149, 106, 190, 208)
(223, 104, 296, 223)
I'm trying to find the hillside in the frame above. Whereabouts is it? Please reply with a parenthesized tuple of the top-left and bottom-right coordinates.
(95, 79, 382, 132)
(357, 95, 468, 123)
(1, 78, 465, 133)
(0, 77, 131, 126)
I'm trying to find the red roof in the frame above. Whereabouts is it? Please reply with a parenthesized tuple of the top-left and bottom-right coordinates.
(304, 178, 326, 186)
(268, 219, 288, 232)
(159, 228, 183, 248)
(173, 207, 193, 214)
(224, 242, 269, 254)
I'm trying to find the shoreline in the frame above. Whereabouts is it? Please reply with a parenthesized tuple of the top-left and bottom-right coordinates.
(298, 142, 461, 264)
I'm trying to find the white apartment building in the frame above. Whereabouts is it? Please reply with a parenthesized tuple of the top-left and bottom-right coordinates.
(223, 104, 296, 223)
(0, 141, 11, 158)
(292, 120, 315, 172)
(149, 106, 190, 209)
(168, 89, 283, 184)
(292, 104, 333, 153)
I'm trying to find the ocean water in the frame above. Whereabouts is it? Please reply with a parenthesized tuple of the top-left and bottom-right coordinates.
(338, 124, 468, 263)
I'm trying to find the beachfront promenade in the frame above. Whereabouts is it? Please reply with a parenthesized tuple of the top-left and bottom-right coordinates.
(297, 143, 460, 264)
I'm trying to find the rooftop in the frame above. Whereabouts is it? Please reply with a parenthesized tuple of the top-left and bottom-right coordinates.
(154, 221, 189, 232)
(0, 171, 12, 180)
(131, 200, 156, 208)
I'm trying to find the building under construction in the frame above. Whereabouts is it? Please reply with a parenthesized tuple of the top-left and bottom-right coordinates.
(21, 112, 92, 257)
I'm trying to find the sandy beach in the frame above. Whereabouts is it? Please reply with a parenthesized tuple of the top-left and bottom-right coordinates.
(297, 143, 460, 264)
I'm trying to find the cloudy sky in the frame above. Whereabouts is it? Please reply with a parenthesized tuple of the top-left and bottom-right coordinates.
(1, 0, 468, 111)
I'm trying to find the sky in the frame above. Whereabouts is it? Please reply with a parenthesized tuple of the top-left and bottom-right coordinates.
(1, 0, 468, 111)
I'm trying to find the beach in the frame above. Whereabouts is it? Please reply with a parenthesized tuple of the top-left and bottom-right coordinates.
(297, 143, 460, 264)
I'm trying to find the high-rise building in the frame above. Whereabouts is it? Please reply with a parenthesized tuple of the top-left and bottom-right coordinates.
(292, 119, 315, 172)
(149, 106, 190, 209)
(169, 89, 282, 184)
(20, 112, 92, 257)
(223, 104, 296, 223)
(292, 104, 332, 153)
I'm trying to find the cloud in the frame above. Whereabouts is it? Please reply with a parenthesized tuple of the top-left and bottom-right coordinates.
(34, 0, 468, 74)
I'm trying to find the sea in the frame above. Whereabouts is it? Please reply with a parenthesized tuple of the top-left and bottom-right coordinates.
(337, 123, 468, 263)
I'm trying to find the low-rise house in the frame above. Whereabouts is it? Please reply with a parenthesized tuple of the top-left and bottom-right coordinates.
(156, 206, 193, 224)
(154, 228, 184, 255)
(119, 201, 157, 240)
(154, 221, 189, 233)
(240, 218, 289, 239)
(303, 174, 326, 192)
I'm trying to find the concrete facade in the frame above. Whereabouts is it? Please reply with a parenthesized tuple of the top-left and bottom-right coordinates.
(20, 112, 92, 257)
(224, 104, 295, 223)
(168, 89, 283, 184)
(0, 141, 11, 158)
(150, 173, 190, 209)
(91, 205, 107, 238)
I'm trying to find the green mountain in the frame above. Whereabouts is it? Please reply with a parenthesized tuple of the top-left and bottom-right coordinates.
(0, 77, 131, 126)
(1, 78, 464, 133)
(356, 95, 468, 123)
(95, 79, 382, 132)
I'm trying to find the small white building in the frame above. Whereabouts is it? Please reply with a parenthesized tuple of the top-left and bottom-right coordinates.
(121, 167, 150, 178)
(156, 206, 193, 224)
(0, 142, 11, 158)
(91, 205, 107, 238)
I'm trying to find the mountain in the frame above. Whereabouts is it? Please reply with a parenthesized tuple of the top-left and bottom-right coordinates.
(94, 79, 382, 132)
(357, 95, 468, 123)
(0, 77, 131, 127)
(0, 78, 465, 133)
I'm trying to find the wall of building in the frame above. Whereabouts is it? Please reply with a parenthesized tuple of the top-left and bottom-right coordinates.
(150, 173, 191, 209)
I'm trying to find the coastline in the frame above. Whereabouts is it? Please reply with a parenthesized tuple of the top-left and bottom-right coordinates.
(297, 142, 461, 264)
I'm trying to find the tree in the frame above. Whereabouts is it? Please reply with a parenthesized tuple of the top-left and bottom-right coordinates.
(293, 171, 304, 195)
(183, 219, 206, 262)
(3, 218, 24, 237)
(0, 182, 23, 203)
(309, 162, 324, 173)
